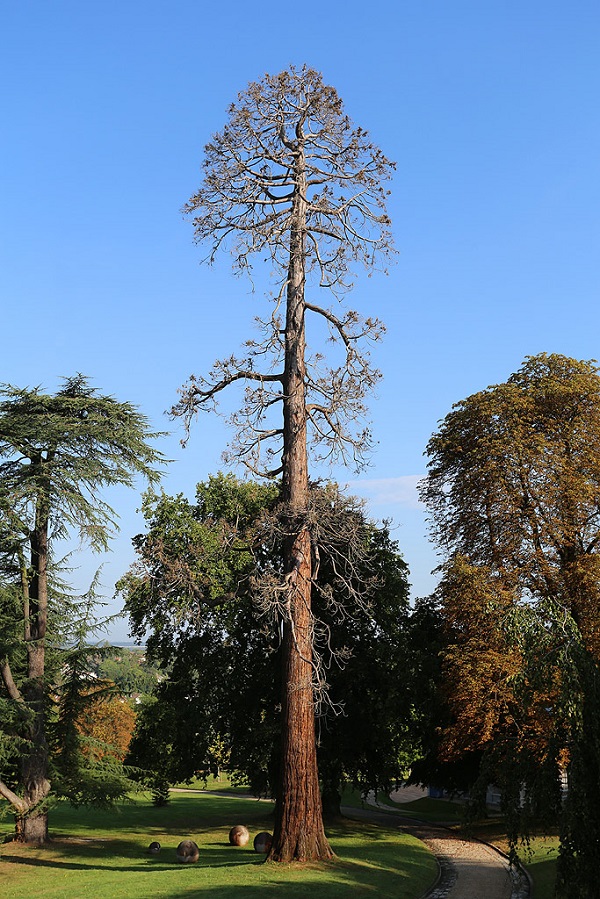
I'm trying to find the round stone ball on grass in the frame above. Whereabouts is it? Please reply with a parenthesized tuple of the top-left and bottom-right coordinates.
(253, 832, 273, 853)
(229, 825, 250, 847)
(176, 839, 199, 863)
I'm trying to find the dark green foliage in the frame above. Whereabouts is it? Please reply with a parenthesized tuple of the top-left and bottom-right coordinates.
(555, 652, 600, 898)
(122, 475, 283, 793)
(0, 375, 163, 550)
(92, 647, 160, 697)
(400, 597, 477, 796)
(0, 375, 163, 839)
(121, 474, 416, 809)
(151, 776, 170, 807)
(314, 524, 415, 809)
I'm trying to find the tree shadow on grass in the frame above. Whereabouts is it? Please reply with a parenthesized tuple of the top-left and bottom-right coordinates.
(2, 834, 436, 899)
(151, 885, 348, 899)
(1, 839, 263, 873)
(135, 855, 435, 899)
(2, 808, 436, 898)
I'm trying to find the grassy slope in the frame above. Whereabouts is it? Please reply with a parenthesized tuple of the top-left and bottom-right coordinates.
(522, 838, 559, 899)
(0, 792, 437, 899)
(374, 794, 465, 824)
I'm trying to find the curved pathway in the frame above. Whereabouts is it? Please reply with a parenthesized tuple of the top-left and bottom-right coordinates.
(344, 806, 529, 899)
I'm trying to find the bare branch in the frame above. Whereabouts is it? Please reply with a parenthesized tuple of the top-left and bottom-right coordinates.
(1, 657, 24, 704)
(0, 779, 27, 812)
(174, 67, 395, 858)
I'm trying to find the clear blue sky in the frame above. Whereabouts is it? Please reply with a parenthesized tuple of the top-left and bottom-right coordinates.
(2, 2, 600, 640)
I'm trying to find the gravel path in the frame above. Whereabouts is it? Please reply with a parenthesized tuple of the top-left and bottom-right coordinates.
(417, 827, 520, 899)
(345, 807, 530, 899)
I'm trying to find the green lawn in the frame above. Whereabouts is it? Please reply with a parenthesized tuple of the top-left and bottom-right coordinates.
(0, 792, 437, 899)
(523, 837, 559, 899)
(172, 772, 248, 793)
(379, 794, 466, 824)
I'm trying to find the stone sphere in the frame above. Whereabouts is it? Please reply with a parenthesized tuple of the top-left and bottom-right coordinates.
(253, 831, 273, 853)
(148, 841, 161, 855)
(176, 839, 199, 863)
(229, 825, 250, 846)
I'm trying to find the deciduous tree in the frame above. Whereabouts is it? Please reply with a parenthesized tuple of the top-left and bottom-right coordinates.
(173, 66, 394, 861)
(422, 354, 600, 891)
(93, 646, 160, 698)
(75, 688, 137, 763)
(0, 376, 162, 842)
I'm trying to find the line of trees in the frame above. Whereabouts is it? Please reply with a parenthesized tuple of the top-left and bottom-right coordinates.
(5, 352, 600, 897)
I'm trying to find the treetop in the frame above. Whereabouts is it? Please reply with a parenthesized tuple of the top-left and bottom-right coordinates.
(0, 375, 166, 551)
(185, 64, 395, 290)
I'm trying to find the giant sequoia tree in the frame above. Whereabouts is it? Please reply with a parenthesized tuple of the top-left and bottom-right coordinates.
(173, 66, 394, 861)
(0, 376, 161, 843)
(422, 354, 600, 895)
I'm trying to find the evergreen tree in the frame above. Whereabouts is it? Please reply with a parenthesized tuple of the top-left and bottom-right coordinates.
(174, 65, 394, 861)
(0, 375, 162, 842)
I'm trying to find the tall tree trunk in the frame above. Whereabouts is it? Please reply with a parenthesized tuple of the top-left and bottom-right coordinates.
(15, 670, 50, 843)
(269, 146, 333, 862)
(15, 505, 51, 843)
(14, 758, 49, 845)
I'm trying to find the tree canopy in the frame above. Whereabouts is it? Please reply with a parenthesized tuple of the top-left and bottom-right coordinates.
(176, 66, 395, 476)
(422, 353, 600, 893)
(121, 473, 416, 815)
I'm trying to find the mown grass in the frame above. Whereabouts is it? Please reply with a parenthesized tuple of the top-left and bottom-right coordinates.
(380, 794, 465, 824)
(172, 772, 249, 794)
(523, 837, 559, 899)
(0, 792, 437, 899)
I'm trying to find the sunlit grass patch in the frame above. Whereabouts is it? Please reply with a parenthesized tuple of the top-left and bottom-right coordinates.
(0, 792, 437, 899)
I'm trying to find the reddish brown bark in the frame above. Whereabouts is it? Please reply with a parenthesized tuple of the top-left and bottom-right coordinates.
(268, 138, 333, 863)
(270, 546, 332, 861)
